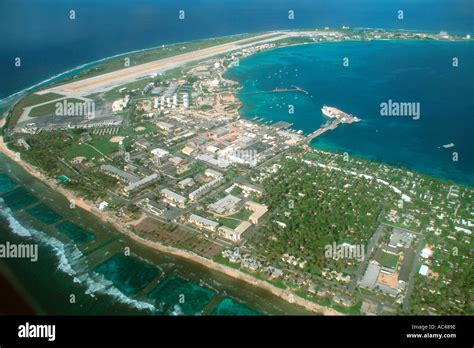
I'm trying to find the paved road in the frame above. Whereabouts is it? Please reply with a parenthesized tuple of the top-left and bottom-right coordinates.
(402, 235, 425, 313)
(349, 224, 384, 292)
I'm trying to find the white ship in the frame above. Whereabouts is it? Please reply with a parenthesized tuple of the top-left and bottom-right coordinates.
(321, 105, 339, 118)
(321, 105, 361, 123)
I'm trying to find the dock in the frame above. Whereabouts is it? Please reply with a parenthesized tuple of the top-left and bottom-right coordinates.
(240, 85, 309, 96)
(306, 107, 361, 142)
(306, 119, 342, 142)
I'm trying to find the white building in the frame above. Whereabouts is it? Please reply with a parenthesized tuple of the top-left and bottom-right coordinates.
(124, 173, 159, 195)
(208, 195, 241, 214)
(178, 177, 195, 188)
(112, 95, 130, 112)
(246, 201, 268, 224)
(98, 201, 109, 210)
(218, 221, 251, 242)
(189, 176, 225, 201)
(161, 188, 187, 208)
(182, 93, 189, 108)
(419, 265, 429, 276)
(151, 147, 170, 159)
(205, 169, 223, 178)
(188, 214, 219, 232)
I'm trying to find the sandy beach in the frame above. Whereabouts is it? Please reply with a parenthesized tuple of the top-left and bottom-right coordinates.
(0, 129, 342, 315)
(127, 232, 342, 315)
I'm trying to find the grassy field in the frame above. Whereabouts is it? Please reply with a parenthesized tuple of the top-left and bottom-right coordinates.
(217, 217, 242, 229)
(63, 143, 105, 160)
(230, 208, 253, 221)
(8, 92, 65, 128)
(62, 135, 133, 160)
(379, 252, 400, 269)
(29, 98, 84, 117)
(17, 92, 64, 107)
(120, 123, 156, 137)
(217, 208, 253, 229)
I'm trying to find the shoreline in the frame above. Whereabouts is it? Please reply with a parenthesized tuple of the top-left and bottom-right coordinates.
(0, 132, 341, 315)
(1, 27, 470, 107)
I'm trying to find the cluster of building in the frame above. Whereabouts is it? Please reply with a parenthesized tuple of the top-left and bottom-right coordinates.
(152, 93, 189, 110)
(112, 95, 130, 112)
(100, 164, 159, 196)
(188, 170, 225, 202)
(183, 198, 268, 242)
(359, 228, 417, 300)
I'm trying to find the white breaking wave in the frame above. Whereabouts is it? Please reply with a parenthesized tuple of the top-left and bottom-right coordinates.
(169, 304, 184, 316)
(85, 272, 157, 313)
(0, 199, 158, 313)
(0, 200, 82, 281)
(0, 199, 33, 238)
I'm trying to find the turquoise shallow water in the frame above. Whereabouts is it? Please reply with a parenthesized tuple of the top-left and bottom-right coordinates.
(148, 275, 216, 315)
(94, 253, 162, 296)
(1, 187, 38, 211)
(212, 298, 258, 316)
(56, 221, 96, 244)
(26, 203, 62, 225)
(0, 174, 17, 193)
(226, 40, 474, 186)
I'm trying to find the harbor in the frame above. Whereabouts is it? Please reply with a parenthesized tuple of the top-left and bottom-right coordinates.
(307, 106, 361, 142)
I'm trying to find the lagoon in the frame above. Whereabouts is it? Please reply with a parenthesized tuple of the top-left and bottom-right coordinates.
(226, 40, 474, 186)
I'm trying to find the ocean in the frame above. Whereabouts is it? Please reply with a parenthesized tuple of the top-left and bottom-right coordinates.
(225, 40, 474, 186)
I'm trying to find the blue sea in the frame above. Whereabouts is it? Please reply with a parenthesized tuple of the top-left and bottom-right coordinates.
(226, 40, 474, 186)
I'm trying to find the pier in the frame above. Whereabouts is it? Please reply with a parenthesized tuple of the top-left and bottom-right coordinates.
(240, 85, 309, 96)
(306, 106, 362, 142)
(306, 119, 343, 142)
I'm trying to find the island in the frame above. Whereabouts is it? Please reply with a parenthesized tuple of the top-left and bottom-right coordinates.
(0, 27, 472, 316)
